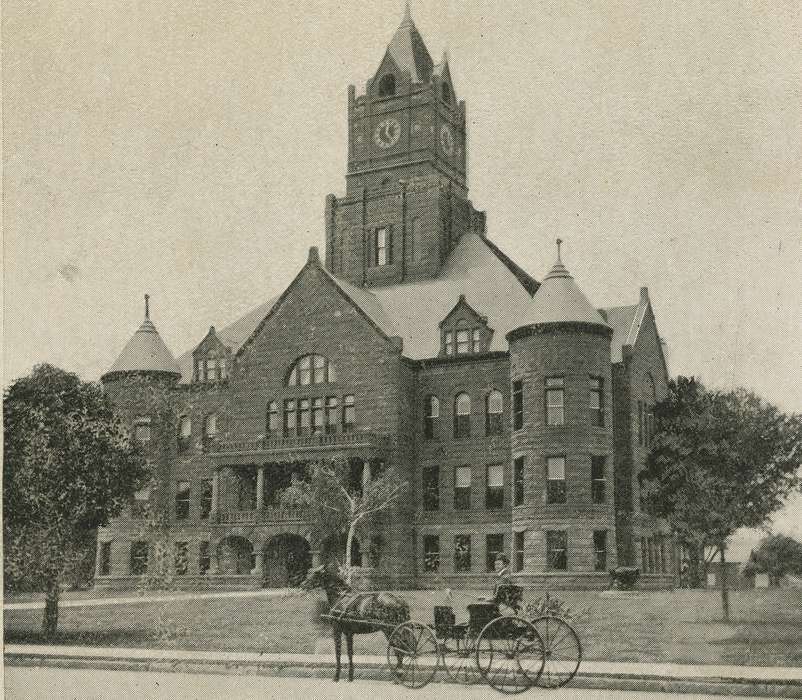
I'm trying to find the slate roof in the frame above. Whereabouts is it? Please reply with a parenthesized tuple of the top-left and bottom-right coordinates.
(385, 5, 434, 83)
(105, 315, 181, 379)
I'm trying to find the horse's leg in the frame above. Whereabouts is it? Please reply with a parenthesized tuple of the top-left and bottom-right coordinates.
(333, 627, 341, 682)
(346, 631, 354, 682)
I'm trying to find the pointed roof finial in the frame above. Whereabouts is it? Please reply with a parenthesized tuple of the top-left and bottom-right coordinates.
(556, 238, 563, 263)
(144, 293, 150, 319)
(402, 0, 413, 25)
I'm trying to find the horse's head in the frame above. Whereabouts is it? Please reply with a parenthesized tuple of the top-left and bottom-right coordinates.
(299, 564, 349, 597)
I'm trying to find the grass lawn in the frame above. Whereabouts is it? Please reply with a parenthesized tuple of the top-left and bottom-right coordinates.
(5, 588, 802, 667)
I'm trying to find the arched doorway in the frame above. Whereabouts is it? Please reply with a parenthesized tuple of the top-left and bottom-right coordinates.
(264, 534, 311, 588)
(218, 536, 254, 575)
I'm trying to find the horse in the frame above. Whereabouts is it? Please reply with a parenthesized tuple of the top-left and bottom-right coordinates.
(300, 565, 410, 682)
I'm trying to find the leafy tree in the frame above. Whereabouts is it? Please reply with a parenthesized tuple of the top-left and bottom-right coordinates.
(279, 454, 406, 584)
(3, 364, 148, 636)
(744, 533, 802, 586)
(642, 376, 802, 620)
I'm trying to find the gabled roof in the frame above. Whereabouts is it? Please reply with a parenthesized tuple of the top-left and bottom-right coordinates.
(383, 5, 434, 83)
(104, 298, 181, 379)
(601, 304, 640, 363)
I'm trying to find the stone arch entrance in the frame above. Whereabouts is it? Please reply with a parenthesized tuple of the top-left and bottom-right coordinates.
(263, 533, 311, 588)
(218, 535, 254, 575)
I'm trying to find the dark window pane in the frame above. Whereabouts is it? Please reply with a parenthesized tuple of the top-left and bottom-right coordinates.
(198, 542, 210, 575)
(594, 530, 607, 571)
(454, 535, 471, 572)
(343, 395, 355, 432)
(175, 542, 188, 576)
(591, 456, 606, 504)
(175, 480, 190, 520)
(486, 534, 504, 572)
(514, 457, 525, 506)
(423, 535, 440, 572)
(514, 531, 525, 572)
(546, 531, 567, 570)
(130, 542, 149, 575)
(513, 380, 523, 430)
(422, 466, 439, 511)
(199, 478, 213, 520)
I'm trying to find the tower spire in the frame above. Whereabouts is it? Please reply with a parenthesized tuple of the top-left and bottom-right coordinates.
(144, 293, 150, 320)
(556, 238, 563, 264)
(402, 0, 412, 26)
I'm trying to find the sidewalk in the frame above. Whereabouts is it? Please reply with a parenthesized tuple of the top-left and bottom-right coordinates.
(5, 644, 802, 698)
(3, 589, 292, 611)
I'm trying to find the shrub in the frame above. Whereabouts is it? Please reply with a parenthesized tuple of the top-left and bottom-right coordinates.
(609, 566, 641, 590)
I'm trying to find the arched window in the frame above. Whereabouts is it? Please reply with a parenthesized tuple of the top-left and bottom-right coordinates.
(454, 393, 471, 438)
(441, 82, 451, 103)
(486, 390, 503, 436)
(203, 414, 217, 442)
(424, 395, 440, 440)
(378, 73, 396, 97)
(287, 354, 336, 386)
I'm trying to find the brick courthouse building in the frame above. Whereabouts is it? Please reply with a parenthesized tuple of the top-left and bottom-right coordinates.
(96, 8, 673, 590)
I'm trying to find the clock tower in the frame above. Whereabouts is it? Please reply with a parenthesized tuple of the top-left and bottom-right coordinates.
(325, 5, 486, 287)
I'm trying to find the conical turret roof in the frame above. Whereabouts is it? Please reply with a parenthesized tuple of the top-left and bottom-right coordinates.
(519, 240, 610, 328)
(385, 3, 434, 83)
(103, 295, 181, 379)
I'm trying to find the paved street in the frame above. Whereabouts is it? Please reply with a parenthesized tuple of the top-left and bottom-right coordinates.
(4, 667, 768, 700)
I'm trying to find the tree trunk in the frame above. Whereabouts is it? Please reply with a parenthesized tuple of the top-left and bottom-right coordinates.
(42, 579, 60, 638)
(687, 541, 703, 588)
(720, 545, 730, 622)
(344, 520, 357, 585)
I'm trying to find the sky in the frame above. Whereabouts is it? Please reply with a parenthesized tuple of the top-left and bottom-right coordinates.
(3, 0, 801, 542)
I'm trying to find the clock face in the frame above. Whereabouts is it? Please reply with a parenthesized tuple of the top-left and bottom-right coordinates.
(440, 124, 455, 156)
(374, 118, 402, 149)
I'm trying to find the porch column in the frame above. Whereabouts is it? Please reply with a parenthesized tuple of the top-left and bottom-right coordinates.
(256, 466, 265, 510)
(208, 540, 220, 575)
(94, 540, 104, 578)
(252, 550, 264, 576)
(211, 467, 221, 515)
(362, 459, 371, 487)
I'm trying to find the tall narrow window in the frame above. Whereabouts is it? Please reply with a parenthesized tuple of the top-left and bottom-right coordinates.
(299, 356, 312, 385)
(174, 542, 189, 576)
(199, 478, 213, 520)
(454, 466, 471, 510)
(638, 401, 644, 445)
(546, 530, 567, 570)
(203, 414, 217, 441)
(198, 541, 210, 575)
(175, 480, 190, 520)
(423, 535, 440, 572)
(486, 534, 504, 572)
(283, 400, 296, 437)
(267, 402, 279, 436)
(424, 395, 440, 440)
(514, 531, 525, 572)
(454, 393, 471, 438)
(485, 390, 503, 436)
(218, 357, 228, 379)
(454, 535, 471, 572)
(513, 380, 524, 430)
(325, 397, 339, 434)
(546, 456, 566, 504)
(591, 456, 606, 504)
(130, 541, 149, 575)
(178, 415, 192, 452)
(444, 331, 454, 356)
(375, 227, 390, 266)
(422, 466, 439, 511)
(131, 486, 150, 519)
(590, 376, 604, 426)
(342, 395, 355, 432)
(298, 398, 310, 436)
(514, 457, 525, 506)
(288, 355, 336, 386)
(472, 328, 481, 353)
(311, 398, 323, 434)
(455, 324, 470, 355)
(594, 530, 608, 571)
(134, 417, 151, 443)
(486, 464, 504, 509)
(99, 542, 111, 576)
(546, 377, 565, 425)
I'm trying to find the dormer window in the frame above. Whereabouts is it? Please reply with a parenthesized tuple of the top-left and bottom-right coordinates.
(378, 73, 396, 97)
(287, 354, 336, 386)
(439, 296, 492, 358)
(195, 356, 228, 383)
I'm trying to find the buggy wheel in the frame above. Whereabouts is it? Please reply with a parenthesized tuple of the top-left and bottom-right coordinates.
(530, 615, 582, 688)
(386, 621, 439, 689)
(475, 616, 544, 694)
(441, 633, 481, 684)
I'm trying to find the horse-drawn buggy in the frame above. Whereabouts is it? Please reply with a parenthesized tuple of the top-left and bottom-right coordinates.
(305, 566, 581, 694)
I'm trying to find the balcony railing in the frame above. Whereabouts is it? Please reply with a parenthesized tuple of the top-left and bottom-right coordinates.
(216, 506, 309, 524)
(207, 431, 392, 455)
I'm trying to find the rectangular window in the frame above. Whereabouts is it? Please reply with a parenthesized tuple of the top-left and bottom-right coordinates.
(178, 415, 192, 452)
(134, 419, 151, 443)
(456, 327, 470, 354)
(486, 534, 504, 572)
(424, 396, 439, 440)
(590, 377, 604, 426)
(199, 478, 213, 520)
(205, 358, 217, 381)
(325, 396, 339, 434)
(423, 535, 440, 573)
(422, 466, 439, 511)
(454, 395, 471, 438)
(546, 530, 567, 570)
(486, 464, 504, 510)
(546, 456, 567, 504)
(342, 395, 355, 432)
(546, 377, 565, 426)
(99, 542, 111, 576)
(375, 227, 390, 266)
(454, 535, 471, 572)
(311, 398, 323, 434)
(131, 486, 150, 519)
(298, 398, 310, 436)
(267, 402, 279, 436)
(513, 380, 523, 430)
(591, 456, 606, 504)
(130, 541, 149, 575)
(204, 414, 217, 439)
(283, 399, 296, 437)
(485, 392, 503, 436)
(638, 401, 643, 445)
(594, 530, 608, 571)
(219, 358, 228, 379)
(174, 541, 189, 576)
(444, 331, 454, 356)
(454, 466, 471, 510)
(514, 457, 525, 506)
(312, 355, 326, 384)
(199, 541, 210, 575)
(514, 531, 525, 572)
(472, 328, 481, 353)
(175, 480, 190, 520)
